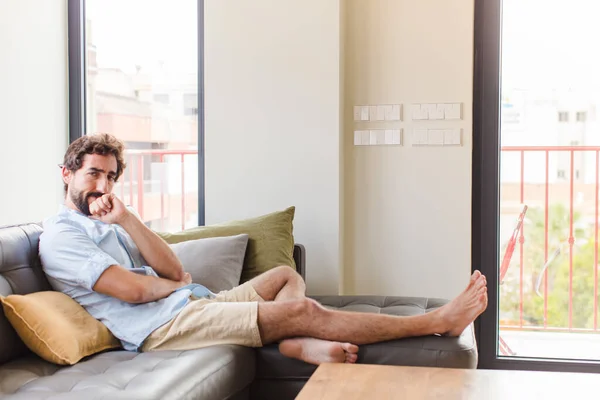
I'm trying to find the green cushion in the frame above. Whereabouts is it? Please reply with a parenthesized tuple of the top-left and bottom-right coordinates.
(158, 207, 296, 283)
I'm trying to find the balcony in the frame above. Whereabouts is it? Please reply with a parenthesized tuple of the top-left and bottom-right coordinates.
(120, 149, 199, 232)
(499, 145, 600, 360)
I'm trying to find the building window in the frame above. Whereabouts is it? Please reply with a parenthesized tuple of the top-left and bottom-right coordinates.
(576, 111, 587, 122)
(183, 93, 198, 116)
(570, 140, 580, 146)
(153, 93, 170, 104)
(557, 170, 566, 179)
(576, 170, 580, 179)
(558, 111, 569, 122)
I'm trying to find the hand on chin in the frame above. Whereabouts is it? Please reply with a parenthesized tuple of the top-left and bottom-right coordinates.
(89, 194, 128, 225)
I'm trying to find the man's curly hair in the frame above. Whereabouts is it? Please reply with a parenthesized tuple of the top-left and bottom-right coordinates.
(62, 133, 127, 192)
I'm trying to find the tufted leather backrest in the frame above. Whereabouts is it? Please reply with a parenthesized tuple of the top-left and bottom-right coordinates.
(0, 224, 52, 365)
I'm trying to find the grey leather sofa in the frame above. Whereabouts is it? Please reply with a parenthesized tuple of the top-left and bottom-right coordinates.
(0, 223, 477, 400)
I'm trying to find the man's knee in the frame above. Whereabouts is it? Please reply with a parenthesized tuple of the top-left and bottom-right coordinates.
(273, 265, 303, 282)
(289, 297, 322, 317)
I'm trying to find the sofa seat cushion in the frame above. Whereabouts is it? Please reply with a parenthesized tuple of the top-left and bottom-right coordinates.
(253, 296, 477, 386)
(0, 345, 255, 400)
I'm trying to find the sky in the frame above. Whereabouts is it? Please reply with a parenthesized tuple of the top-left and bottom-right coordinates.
(502, 0, 600, 92)
(86, 0, 197, 74)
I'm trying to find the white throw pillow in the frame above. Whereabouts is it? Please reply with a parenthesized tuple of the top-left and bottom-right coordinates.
(169, 234, 249, 293)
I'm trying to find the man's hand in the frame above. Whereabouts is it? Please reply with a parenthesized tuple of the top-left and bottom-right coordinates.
(180, 272, 192, 286)
(89, 194, 131, 225)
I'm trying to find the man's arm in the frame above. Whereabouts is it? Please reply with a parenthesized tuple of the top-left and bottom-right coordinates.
(90, 194, 185, 281)
(93, 265, 191, 304)
(119, 212, 185, 281)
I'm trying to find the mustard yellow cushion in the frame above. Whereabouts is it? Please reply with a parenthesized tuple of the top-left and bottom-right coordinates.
(0, 291, 121, 365)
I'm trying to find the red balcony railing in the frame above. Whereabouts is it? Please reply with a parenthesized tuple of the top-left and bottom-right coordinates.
(500, 146, 600, 334)
(121, 149, 198, 232)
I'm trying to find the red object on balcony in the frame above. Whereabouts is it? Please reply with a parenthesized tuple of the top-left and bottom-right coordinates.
(500, 205, 528, 283)
(498, 204, 528, 356)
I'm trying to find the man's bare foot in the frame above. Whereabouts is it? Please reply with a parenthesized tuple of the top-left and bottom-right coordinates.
(436, 271, 488, 336)
(278, 338, 359, 365)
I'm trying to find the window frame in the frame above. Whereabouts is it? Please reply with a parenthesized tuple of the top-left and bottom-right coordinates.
(67, 0, 205, 226)
(473, 0, 600, 373)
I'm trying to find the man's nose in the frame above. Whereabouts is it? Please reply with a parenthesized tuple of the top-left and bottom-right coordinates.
(96, 176, 110, 193)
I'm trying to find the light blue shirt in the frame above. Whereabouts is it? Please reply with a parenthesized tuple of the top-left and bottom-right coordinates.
(39, 205, 195, 351)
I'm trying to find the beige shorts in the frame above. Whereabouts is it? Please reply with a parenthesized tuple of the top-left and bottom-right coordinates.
(141, 281, 264, 352)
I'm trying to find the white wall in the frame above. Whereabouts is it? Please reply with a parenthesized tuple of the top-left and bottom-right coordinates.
(204, 0, 343, 294)
(0, 0, 68, 225)
(343, 0, 474, 299)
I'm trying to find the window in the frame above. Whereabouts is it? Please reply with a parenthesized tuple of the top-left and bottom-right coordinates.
(183, 93, 198, 116)
(570, 140, 580, 146)
(558, 111, 569, 122)
(68, 0, 205, 230)
(153, 94, 170, 104)
(576, 111, 587, 122)
(557, 170, 566, 179)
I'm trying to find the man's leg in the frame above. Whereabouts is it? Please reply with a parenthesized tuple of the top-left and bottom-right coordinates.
(247, 265, 306, 301)
(258, 271, 488, 345)
(244, 265, 359, 364)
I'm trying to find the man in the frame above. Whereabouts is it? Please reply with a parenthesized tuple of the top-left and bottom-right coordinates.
(39, 133, 488, 366)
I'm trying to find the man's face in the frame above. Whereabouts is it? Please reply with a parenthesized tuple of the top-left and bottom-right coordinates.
(63, 154, 118, 215)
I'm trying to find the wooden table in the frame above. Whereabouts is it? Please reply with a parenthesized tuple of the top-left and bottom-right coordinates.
(296, 363, 599, 399)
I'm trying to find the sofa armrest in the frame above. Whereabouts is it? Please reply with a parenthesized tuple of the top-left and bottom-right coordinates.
(293, 244, 306, 280)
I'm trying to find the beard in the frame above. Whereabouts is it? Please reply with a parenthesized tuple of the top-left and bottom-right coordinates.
(70, 189, 104, 216)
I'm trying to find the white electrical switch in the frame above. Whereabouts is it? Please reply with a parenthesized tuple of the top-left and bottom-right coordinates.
(369, 106, 378, 121)
(376, 130, 386, 145)
(411, 104, 424, 120)
(384, 129, 395, 144)
(413, 128, 428, 145)
(375, 106, 386, 121)
(354, 131, 362, 145)
(353, 106, 362, 121)
(424, 104, 440, 120)
(445, 103, 462, 120)
(444, 128, 462, 145)
(428, 129, 444, 145)
(392, 104, 401, 121)
(370, 130, 378, 145)
(360, 106, 369, 121)
(361, 130, 371, 145)
(383, 105, 393, 121)
(392, 129, 402, 145)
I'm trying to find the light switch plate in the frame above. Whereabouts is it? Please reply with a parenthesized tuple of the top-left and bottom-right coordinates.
(369, 130, 378, 145)
(369, 106, 378, 121)
(354, 130, 362, 145)
(425, 104, 442, 120)
(393, 104, 401, 121)
(353, 106, 362, 121)
(411, 104, 425, 120)
(445, 103, 462, 120)
(383, 105, 394, 121)
(384, 129, 395, 144)
(392, 129, 402, 145)
(413, 128, 428, 145)
(360, 106, 369, 121)
(428, 129, 444, 145)
(385, 104, 401, 121)
(375, 106, 386, 121)
(361, 130, 371, 145)
(444, 128, 462, 145)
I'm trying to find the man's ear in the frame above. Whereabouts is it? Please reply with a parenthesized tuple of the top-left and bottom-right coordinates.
(61, 166, 72, 187)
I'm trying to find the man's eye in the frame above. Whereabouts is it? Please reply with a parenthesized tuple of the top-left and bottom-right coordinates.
(89, 171, 98, 177)
(109, 176, 116, 182)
